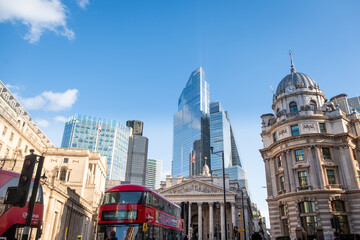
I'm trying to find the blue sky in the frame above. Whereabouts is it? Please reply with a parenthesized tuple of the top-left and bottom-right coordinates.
(1, 0, 360, 224)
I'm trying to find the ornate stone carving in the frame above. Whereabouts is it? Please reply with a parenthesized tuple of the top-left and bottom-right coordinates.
(168, 183, 221, 194)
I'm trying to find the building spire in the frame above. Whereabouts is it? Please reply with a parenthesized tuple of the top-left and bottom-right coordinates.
(289, 49, 296, 73)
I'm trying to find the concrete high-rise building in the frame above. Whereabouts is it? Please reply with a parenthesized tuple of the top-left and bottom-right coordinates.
(61, 114, 131, 180)
(125, 134, 149, 185)
(172, 67, 210, 177)
(260, 54, 360, 239)
(210, 101, 243, 171)
(145, 158, 162, 189)
(126, 120, 144, 136)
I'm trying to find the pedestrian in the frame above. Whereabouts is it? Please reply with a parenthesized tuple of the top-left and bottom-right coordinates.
(333, 232, 342, 240)
(354, 234, 360, 240)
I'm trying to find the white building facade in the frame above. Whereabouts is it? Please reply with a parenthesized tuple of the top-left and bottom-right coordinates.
(260, 62, 360, 239)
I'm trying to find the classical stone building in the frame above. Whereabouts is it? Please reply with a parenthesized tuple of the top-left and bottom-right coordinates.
(260, 60, 360, 239)
(0, 80, 107, 240)
(158, 166, 254, 240)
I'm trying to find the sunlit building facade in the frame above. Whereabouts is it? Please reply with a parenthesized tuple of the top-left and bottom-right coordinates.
(260, 59, 360, 239)
(61, 114, 131, 180)
(172, 67, 210, 177)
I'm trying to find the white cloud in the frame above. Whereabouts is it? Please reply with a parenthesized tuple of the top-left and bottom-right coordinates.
(54, 115, 67, 122)
(35, 119, 50, 128)
(5, 84, 20, 91)
(0, 0, 74, 43)
(76, 0, 89, 9)
(20, 89, 79, 111)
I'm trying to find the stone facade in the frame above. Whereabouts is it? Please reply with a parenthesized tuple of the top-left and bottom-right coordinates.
(260, 64, 360, 240)
(0, 80, 107, 240)
(158, 173, 254, 240)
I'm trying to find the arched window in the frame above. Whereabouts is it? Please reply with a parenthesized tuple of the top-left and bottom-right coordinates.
(289, 102, 298, 112)
(309, 100, 317, 110)
(60, 168, 67, 181)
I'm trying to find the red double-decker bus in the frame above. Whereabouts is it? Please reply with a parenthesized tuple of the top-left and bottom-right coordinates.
(0, 169, 44, 239)
(96, 184, 184, 240)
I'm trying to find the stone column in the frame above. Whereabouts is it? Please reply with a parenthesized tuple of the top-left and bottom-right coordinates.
(264, 158, 274, 197)
(209, 203, 214, 240)
(198, 202, 202, 240)
(231, 202, 236, 239)
(188, 202, 192, 237)
(220, 202, 225, 240)
(285, 150, 296, 191)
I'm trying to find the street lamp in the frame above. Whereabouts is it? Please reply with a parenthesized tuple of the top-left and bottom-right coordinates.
(210, 146, 227, 240)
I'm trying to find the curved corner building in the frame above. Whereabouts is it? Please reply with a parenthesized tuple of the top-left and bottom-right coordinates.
(260, 60, 360, 239)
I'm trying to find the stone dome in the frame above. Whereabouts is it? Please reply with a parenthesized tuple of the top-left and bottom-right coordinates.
(202, 164, 210, 177)
(275, 72, 319, 95)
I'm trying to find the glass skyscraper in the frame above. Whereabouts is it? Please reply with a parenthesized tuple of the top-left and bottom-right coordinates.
(145, 159, 162, 190)
(210, 101, 243, 170)
(172, 67, 210, 177)
(61, 114, 131, 180)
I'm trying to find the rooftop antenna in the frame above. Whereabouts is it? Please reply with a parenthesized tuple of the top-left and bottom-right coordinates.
(289, 49, 296, 73)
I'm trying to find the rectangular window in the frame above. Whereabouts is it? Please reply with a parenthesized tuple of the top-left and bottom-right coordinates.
(63, 158, 69, 163)
(322, 147, 331, 159)
(295, 149, 305, 161)
(278, 156, 282, 167)
(298, 171, 308, 186)
(300, 216, 318, 236)
(282, 219, 289, 236)
(2, 126, 7, 135)
(280, 176, 285, 191)
(358, 171, 360, 182)
(319, 123, 327, 133)
(281, 205, 287, 216)
(326, 169, 336, 184)
(291, 124, 300, 136)
(273, 132, 277, 142)
(9, 132, 14, 141)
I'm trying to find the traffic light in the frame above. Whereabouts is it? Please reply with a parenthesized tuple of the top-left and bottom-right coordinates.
(234, 226, 238, 234)
(5, 153, 36, 207)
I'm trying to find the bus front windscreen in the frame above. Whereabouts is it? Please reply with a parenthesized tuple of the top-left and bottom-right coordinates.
(102, 191, 143, 205)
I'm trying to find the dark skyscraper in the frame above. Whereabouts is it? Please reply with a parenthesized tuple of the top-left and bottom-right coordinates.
(126, 120, 144, 136)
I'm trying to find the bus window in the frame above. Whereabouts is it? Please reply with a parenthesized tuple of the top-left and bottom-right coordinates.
(102, 191, 143, 205)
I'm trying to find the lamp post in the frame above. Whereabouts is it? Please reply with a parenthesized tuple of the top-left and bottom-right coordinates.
(210, 147, 227, 240)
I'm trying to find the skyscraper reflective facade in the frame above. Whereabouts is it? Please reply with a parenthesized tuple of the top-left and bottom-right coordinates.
(145, 159, 162, 189)
(172, 67, 210, 177)
(126, 135, 149, 185)
(210, 101, 243, 170)
(61, 114, 131, 180)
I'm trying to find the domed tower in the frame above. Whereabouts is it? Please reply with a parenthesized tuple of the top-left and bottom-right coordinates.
(260, 52, 360, 239)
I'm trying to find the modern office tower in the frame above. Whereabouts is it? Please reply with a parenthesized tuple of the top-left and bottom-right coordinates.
(172, 67, 210, 177)
(61, 114, 131, 180)
(126, 120, 144, 136)
(125, 133, 149, 185)
(212, 165, 248, 190)
(210, 101, 243, 171)
(348, 96, 360, 112)
(145, 159, 162, 189)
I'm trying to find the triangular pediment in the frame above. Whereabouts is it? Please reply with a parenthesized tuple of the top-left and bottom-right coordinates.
(159, 178, 236, 196)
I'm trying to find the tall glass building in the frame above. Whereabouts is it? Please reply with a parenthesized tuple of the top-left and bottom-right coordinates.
(210, 101, 243, 170)
(61, 114, 131, 180)
(172, 67, 210, 177)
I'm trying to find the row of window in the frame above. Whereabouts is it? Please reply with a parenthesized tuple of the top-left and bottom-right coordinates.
(273, 122, 327, 143)
(278, 168, 341, 192)
(277, 147, 333, 168)
(281, 200, 349, 236)
(276, 100, 317, 117)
